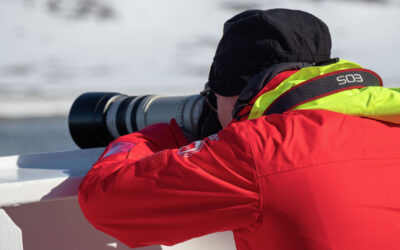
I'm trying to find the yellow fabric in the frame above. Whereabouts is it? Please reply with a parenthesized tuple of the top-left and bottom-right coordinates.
(247, 59, 400, 124)
(293, 87, 400, 124)
(249, 59, 363, 119)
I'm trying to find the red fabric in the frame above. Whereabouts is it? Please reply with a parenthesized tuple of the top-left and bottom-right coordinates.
(79, 119, 260, 247)
(79, 110, 400, 250)
(233, 110, 400, 250)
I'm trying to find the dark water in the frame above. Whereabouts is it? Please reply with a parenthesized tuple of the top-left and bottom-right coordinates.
(0, 116, 78, 156)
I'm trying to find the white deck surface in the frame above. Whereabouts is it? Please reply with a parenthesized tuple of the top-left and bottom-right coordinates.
(0, 149, 236, 250)
(0, 148, 103, 207)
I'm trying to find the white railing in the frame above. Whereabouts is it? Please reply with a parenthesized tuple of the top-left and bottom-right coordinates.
(0, 149, 236, 250)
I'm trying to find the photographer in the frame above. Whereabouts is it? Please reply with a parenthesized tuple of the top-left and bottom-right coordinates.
(78, 9, 400, 250)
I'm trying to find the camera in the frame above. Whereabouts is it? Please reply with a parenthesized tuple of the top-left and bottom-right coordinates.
(68, 92, 206, 149)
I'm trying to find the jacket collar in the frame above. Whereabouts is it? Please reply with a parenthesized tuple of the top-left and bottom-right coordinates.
(233, 59, 400, 125)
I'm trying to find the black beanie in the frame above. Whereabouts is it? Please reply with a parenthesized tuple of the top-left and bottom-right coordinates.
(208, 9, 332, 96)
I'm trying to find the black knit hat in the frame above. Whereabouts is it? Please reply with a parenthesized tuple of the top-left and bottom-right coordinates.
(208, 9, 332, 96)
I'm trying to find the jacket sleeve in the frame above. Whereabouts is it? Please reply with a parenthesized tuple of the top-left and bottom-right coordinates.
(78, 121, 261, 248)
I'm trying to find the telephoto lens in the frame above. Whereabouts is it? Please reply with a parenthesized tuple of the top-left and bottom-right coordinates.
(68, 92, 204, 148)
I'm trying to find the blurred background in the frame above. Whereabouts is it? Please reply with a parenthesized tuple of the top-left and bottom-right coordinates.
(0, 0, 399, 156)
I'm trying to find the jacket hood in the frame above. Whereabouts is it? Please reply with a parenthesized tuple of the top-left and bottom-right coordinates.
(233, 59, 400, 125)
(292, 86, 400, 125)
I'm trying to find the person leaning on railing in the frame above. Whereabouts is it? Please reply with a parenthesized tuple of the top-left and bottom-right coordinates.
(78, 9, 400, 250)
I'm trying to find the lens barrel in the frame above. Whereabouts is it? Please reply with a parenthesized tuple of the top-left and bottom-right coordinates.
(68, 92, 204, 149)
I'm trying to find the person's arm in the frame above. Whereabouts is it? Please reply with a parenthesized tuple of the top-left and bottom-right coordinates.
(78, 121, 261, 248)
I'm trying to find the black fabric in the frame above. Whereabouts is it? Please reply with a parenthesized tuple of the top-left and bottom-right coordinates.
(232, 62, 312, 119)
(208, 9, 332, 96)
(265, 69, 382, 115)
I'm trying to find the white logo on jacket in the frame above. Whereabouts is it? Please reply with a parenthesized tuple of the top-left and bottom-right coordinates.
(177, 140, 204, 157)
(177, 134, 219, 157)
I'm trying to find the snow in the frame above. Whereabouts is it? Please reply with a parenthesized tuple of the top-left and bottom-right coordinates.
(0, 0, 399, 118)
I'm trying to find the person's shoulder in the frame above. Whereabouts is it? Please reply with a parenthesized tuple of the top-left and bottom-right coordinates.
(229, 109, 350, 137)
(255, 109, 349, 125)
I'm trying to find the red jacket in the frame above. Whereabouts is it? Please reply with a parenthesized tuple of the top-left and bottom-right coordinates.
(79, 108, 400, 249)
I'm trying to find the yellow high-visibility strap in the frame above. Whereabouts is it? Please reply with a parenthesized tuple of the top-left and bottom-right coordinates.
(248, 59, 363, 119)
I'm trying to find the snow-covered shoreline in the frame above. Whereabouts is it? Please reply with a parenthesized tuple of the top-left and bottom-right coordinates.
(1, 0, 399, 118)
